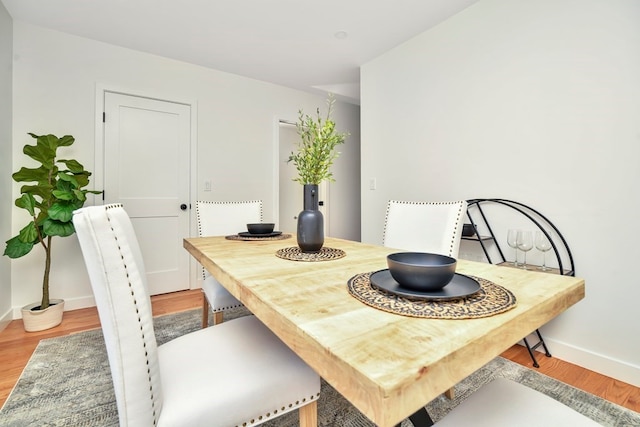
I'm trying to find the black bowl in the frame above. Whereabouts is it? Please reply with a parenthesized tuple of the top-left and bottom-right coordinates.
(386, 252, 457, 292)
(247, 223, 275, 234)
(462, 224, 475, 237)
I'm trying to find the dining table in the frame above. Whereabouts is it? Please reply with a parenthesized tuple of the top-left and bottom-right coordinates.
(183, 235, 585, 427)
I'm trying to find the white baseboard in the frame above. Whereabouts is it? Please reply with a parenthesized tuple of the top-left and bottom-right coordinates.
(11, 295, 97, 319)
(0, 307, 12, 333)
(520, 333, 640, 388)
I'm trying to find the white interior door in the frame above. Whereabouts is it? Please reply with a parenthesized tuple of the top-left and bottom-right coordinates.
(103, 92, 191, 295)
(278, 122, 328, 234)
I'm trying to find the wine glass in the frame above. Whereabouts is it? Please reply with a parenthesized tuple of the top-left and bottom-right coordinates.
(516, 230, 533, 269)
(506, 229, 519, 267)
(535, 230, 552, 271)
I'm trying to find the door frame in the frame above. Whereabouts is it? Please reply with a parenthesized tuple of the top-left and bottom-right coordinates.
(94, 84, 199, 289)
(273, 116, 330, 235)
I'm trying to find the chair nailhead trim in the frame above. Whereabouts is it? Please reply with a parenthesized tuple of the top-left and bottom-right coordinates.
(212, 304, 244, 312)
(235, 393, 320, 426)
(106, 205, 160, 425)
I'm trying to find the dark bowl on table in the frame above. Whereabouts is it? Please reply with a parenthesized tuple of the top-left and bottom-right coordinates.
(387, 252, 457, 292)
(247, 223, 275, 234)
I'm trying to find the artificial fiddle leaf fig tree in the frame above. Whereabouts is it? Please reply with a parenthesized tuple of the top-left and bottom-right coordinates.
(4, 133, 101, 310)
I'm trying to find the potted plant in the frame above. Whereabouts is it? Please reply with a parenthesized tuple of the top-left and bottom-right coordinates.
(4, 133, 101, 332)
(288, 95, 348, 252)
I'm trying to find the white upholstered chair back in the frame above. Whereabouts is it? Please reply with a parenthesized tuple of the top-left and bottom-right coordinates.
(196, 200, 263, 237)
(383, 200, 468, 258)
(196, 200, 262, 274)
(73, 204, 163, 427)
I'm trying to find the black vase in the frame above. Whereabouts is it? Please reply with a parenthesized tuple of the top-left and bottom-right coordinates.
(297, 184, 324, 253)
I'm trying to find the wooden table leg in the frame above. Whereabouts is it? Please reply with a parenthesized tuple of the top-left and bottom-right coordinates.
(444, 387, 455, 399)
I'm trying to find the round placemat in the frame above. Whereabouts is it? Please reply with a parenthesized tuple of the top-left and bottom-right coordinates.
(276, 246, 346, 262)
(347, 271, 516, 319)
(226, 233, 292, 241)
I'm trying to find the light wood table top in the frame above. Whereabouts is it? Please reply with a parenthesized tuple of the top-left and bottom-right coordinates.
(184, 236, 585, 427)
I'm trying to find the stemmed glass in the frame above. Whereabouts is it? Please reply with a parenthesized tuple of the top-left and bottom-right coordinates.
(506, 229, 519, 267)
(535, 230, 552, 271)
(516, 230, 533, 269)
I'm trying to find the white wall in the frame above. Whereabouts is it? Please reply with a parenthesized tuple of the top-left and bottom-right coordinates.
(0, 2, 13, 331)
(361, 0, 640, 385)
(10, 21, 360, 314)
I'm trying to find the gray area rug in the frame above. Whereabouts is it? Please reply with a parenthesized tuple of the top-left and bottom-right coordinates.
(1, 308, 639, 426)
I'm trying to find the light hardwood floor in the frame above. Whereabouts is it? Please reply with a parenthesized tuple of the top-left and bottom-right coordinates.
(1, 289, 639, 415)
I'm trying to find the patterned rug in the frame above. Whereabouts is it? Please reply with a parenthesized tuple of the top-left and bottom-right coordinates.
(1, 308, 638, 426)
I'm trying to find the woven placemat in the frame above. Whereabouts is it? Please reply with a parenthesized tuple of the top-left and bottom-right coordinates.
(276, 246, 346, 262)
(226, 233, 292, 241)
(347, 272, 516, 319)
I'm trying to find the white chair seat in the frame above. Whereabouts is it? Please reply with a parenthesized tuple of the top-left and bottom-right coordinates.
(434, 378, 600, 426)
(202, 275, 242, 313)
(158, 315, 319, 427)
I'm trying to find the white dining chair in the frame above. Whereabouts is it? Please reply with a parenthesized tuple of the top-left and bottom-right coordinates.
(433, 378, 601, 426)
(73, 204, 320, 427)
(383, 199, 466, 400)
(382, 200, 467, 257)
(195, 200, 262, 327)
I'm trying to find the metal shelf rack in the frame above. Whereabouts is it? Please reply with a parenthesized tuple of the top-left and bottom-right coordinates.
(462, 198, 576, 367)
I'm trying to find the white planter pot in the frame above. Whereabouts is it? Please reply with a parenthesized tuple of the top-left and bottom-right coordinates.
(21, 299, 65, 332)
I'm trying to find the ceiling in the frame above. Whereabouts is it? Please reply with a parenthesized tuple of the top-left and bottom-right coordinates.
(1, 0, 479, 105)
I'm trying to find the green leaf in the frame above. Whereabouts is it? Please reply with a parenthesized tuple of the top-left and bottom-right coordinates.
(20, 184, 53, 201)
(12, 165, 51, 184)
(40, 134, 61, 149)
(57, 135, 75, 147)
(73, 172, 91, 188)
(23, 141, 55, 168)
(72, 189, 87, 202)
(57, 171, 79, 188)
(56, 178, 73, 192)
(52, 189, 74, 201)
(48, 202, 75, 222)
(18, 221, 39, 244)
(42, 218, 75, 237)
(4, 235, 35, 258)
(58, 159, 84, 173)
(15, 194, 37, 216)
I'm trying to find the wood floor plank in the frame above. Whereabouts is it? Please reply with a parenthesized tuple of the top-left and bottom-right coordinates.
(1, 288, 639, 417)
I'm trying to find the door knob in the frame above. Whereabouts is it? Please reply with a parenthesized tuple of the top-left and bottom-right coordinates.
(180, 204, 188, 211)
